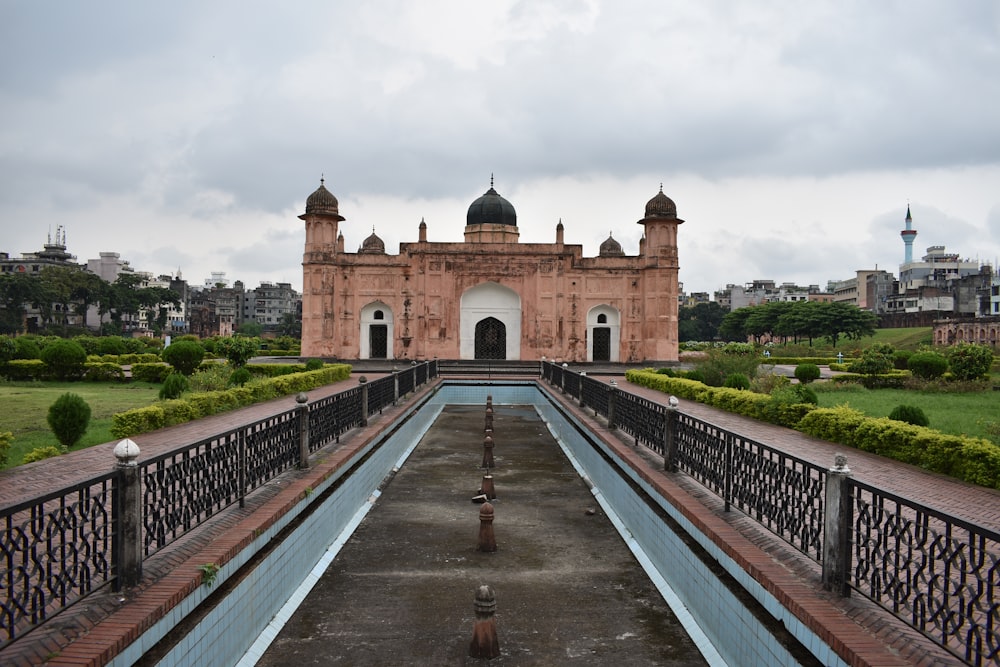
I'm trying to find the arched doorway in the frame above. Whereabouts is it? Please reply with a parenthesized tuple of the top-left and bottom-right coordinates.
(360, 302, 393, 359)
(460, 282, 521, 360)
(475, 317, 506, 359)
(587, 305, 620, 362)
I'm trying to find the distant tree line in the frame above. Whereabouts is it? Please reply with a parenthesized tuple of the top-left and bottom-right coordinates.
(0, 265, 181, 335)
(680, 300, 878, 346)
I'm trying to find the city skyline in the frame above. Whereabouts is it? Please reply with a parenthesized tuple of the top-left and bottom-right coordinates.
(2, 2, 998, 295)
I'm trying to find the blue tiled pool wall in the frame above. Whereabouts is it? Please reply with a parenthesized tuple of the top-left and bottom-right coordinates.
(126, 395, 444, 667)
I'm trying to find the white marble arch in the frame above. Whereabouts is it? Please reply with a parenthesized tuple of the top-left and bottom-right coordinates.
(586, 304, 621, 362)
(460, 282, 521, 360)
(359, 301, 394, 359)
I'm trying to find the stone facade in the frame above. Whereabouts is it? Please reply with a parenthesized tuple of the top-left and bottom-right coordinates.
(300, 180, 683, 363)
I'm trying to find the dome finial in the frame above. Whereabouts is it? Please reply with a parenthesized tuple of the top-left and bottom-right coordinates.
(659, 182, 663, 193)
(321, 173, 325, 185)
(490, 173, 494, 189)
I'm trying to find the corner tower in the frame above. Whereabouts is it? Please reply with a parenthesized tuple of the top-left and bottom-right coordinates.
(637, 185, 684, 362)
(300, 178, 345, 357)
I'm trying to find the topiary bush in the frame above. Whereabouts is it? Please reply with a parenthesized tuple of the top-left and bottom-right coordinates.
(723, 373, 751, 390)
(47, 392, 91, 448)
(13, 337, 41, 360)
(162, 340, 206, 376)
(84, 362, 126, 382)
(97, 336, 127, 356)
(888, 404, 930, 427)
(131, 362, 173, 383)
(228, 367, 252, 387)
(40, 339, 88, 380)
(947, 342, 994, 381)
(907, 351, 948, 380)
(794, 363, 821, 384)
(305, 358, 324, 372)
(159, 372, 190, 399)
(0, 431, 13, 467)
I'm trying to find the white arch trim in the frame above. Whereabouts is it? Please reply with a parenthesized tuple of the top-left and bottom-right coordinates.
(460, 282, 521, 360)
(359, 301, 394, 359)
(586, 304, 621, 362)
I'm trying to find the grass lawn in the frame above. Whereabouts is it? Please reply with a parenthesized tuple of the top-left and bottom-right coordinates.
(0, 381, 162, 468)
(812, 382, 1000, 441)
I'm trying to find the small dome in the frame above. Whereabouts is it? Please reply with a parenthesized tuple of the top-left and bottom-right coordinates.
(305, 178, 341, 216)
(599, 233, 625, 257)
(467, 180, 517, 227)
(359, 228, 385, 254)
(644, 184, 677, 219)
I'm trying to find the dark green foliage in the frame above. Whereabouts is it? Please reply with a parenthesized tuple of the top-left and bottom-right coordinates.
(893, 349, 913, 370)
(47, 392, 91, 448)
(305, 358, 324, 372)
(723, 373, 751, 389)
(907, 351, 948, 380)
(159, 372, 190, 399)
(794, 363, 821, 384)
(0, 335, 15, 364)
(947, 342, 994, 381)
(14, 337, 41, 360)
(132, 363, 173, 383)
(0, 431, 12, 466)
(84, 362, 125, 382)
(216, 336, 259, 369)
(23, 446, 63, 463)
(40, 339, 88, 380)
(684, 370, 705, 383)
(888, 404, 930, 427)
(228, 367, 252, 387)
(97, 336, 127, 356)
(849, 342, 895, 376)
(162, 340, 205, 375)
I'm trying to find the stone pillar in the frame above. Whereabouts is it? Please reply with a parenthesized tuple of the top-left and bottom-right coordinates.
(114, 439, 142, 590)
(296, 392, 310, 469)
(484, 405, 494, 433)
(477, 502, 497, 552)
(822, 454, 853, 597)
(392, 366, 400, 404)
(480, 474, 496, 500)
(358, 376, 369, 427)
(663, 395, 679, 472)
(469, 584, 500, 659)
(607, 382, 618, 431)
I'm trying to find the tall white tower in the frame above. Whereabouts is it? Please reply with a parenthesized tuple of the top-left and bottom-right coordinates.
(900, 205, 917, 264)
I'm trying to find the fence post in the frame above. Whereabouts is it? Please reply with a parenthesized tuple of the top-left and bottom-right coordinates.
(561, 363, 568, 393)
(114, 439, 142, 590)
(578, 372, 587, 409)
(359, 376, 369, 427)
(607, 382, 618, 431)
(663, 396, 679, 472)
(296, 392, 310, 469)
(822, 454, 853, 597)
(392, 367, 400, 405)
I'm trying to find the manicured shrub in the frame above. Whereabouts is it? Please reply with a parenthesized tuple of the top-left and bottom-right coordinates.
(794, 363, 821, 384)
(888, 404, 930, 427)
(97, 336, 127, 356)
(13, 337, 41, 360)
(40, 339, 88, 380)
(216, 336, 259, 369)
(723, 373, 751, 390)
(84, 362, 126, 382)
(684, 370, 705, 383)
(131, 362, 172, 383)
(892, 349, 913, 370)
(947, 342, 994, 381)
(47, 392, 91, 448)
(0, 431, 13, 467)
(848, 343, 895, 376)
(907, 351, 948, 380)
(162, 340, 206, 376)
(23, 446, 63, 463)
(159, 372, 190, 399)
(229, 367, 252, 387)
(0, 335, 16, 364)
(305, 358, 324, 372)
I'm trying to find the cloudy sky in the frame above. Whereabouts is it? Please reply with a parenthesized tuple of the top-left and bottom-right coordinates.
(2, 1, 999, 296)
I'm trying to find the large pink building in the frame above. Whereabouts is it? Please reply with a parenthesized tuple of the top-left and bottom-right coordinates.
(300, 180, 683, 363)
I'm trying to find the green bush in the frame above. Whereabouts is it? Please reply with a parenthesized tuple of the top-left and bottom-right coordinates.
(0, 335, 16, 363)
(1, 359, 45, 380)
(13, 337, 41, 360)
(111, 405, 166, 438)
(907, 351, 948, 380)
(723, 373, 751, 390)
(888, 404, 930, 427)
(216, 336, 259, 369)
(892, 349, 914, 370)
(229, 367, 252, 387)
(97, 336, 127, 356)
(84, 362, 126, 382)
(159, 372, 190, 399)
(189, 363, 232, 391)
(848, 342, 895, 376)
(41, 339, 88, 380)
(162, 340, 206, 376)
(947, 342, 994, 381)
(794, 363, 821, 384)
(0, 431, 12, 466)
(23, 446, 63, 463)
(131, 362, 173, 383)
(305, 358, 324, 372)
(47, 392, 91, 448)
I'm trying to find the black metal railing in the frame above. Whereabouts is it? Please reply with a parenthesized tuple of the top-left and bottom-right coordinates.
(851, 480, 1000, 665)
(0, 360, 439, 649)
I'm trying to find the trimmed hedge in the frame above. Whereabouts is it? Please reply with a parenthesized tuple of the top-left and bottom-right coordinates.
(627, 369, 1000, 489)
(86, 353, 161, 365)
(2, 359, 46, 380)
(132, 363, 173, 383)
(111, 364, 352, 438)
(763, 357, 840, 365)
(84, 362, 126, 382)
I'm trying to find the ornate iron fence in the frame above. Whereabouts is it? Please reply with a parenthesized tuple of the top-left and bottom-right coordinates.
(308, 386, 362, 451)
(397, 367, 415, 398)
(580, 375, 610, 419)
(851, 480, 1000, 665)
(615, 391, 667, 455)
(1, 474, 116, 645)
(367, 375, 395, 415)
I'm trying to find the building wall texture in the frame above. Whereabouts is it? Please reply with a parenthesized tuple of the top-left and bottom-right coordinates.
(300, 181, 682, 363)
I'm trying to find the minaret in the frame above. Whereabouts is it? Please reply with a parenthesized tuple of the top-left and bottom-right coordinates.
(900, 205, 917, 264)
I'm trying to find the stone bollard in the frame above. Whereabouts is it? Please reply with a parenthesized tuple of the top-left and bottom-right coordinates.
(469, 584, 500, 659)
(114, 438, 142, 590)
(484, 405, 494, 433)
(480, 473, 496, 500)
(296, 392, 310, 469)
(477, 502, 497, 552)
(481, 433, 495, 469)
(822, 454, 853, 596)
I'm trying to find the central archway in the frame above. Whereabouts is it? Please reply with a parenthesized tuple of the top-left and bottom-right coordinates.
(460, 282, 521, 360)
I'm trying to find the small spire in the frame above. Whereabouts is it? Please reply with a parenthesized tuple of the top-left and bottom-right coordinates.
(490, 173, 494, 189)
(320, 173, 325, 186)
(372, 225, 376, 234)
(659, 182, 664, 193)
